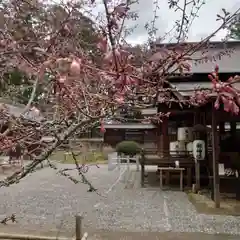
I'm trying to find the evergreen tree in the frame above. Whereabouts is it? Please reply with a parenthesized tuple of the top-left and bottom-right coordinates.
(230, 22, 240, 39)
(229, 14, 240, 40)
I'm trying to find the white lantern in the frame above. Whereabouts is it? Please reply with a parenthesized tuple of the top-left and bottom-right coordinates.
(170, 141, 186, 155)
(193, 140, 205, 160)
(177, 127, 193, 142)
(170, 141, 179, 155)
(187, 142, 193, 154)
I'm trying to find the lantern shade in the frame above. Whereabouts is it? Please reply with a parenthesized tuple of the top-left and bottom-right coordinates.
(170, 141, 178, 155)
(193, 140, 205, 160)
(177, 127, 193, 142)
(170, 141, 186, 155)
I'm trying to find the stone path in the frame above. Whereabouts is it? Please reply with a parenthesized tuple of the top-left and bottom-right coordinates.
(0, 164, 239, 238)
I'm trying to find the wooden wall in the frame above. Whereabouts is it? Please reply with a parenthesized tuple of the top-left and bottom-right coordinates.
(104, 128, 158, 147)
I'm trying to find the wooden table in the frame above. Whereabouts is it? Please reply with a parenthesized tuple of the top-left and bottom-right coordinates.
(159, 167, 185, 191)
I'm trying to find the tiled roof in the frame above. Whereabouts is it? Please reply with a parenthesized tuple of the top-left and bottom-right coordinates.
(150, 41, 240, 74)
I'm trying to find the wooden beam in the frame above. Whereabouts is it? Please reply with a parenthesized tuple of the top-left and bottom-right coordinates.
(211, 105, 220, 208)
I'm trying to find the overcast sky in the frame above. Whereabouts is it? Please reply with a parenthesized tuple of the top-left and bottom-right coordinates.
(126, 0, 240, 44)
(89, 0, 240, 44)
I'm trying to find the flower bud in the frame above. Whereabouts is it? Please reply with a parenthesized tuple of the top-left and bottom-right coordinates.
(70, 59, 81, 75)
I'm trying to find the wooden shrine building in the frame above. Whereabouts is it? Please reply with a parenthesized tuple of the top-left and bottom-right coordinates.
(139, 41, 240, 207)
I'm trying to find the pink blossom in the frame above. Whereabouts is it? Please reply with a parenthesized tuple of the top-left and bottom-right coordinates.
(97, 36, 108, 52)
(31, 106, 40, 115)
(70, 59, 81, 75)
(214, 97, 220, 110)
(115, 95, 124, 104)
(113, 3, 130, 18)
(58, 76, 66, 83)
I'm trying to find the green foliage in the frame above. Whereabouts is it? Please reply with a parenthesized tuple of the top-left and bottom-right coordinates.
(230, 23, 240, 39)
(0, 69, 43, 105)
(116, 141, 141, 156)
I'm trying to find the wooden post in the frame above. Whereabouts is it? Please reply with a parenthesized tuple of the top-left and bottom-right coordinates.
(180, 169, 183, 191)
(141, 162, 145, 187)
(194, 111, 200, 191)
(75, 215, 83, 240)
(140, 152, 145, 187)
(157, 124, 161, 154)
(161, 118, 169, 156)
(161, 118, 169, 184)
(195, 161, 200, 192)
(212, 105, 220, 208)
(159, 169, 163, 189)
(219, 122, 225, 145)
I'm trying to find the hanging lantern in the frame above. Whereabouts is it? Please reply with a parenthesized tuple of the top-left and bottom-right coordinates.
(170, 141, 185, 155)
(170, 141, 179, 155)
(193, 140, 205, 161)
(177, 127, 193, 142)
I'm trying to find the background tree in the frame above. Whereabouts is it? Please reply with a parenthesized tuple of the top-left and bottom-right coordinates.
(0, 1, 99, 106)
(229, 15, 240, 39)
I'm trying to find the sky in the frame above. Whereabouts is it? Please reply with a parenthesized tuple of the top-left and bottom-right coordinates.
(89, 0, 240, 45)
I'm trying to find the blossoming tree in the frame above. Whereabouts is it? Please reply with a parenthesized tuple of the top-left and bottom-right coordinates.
(0, 0, 239, 188)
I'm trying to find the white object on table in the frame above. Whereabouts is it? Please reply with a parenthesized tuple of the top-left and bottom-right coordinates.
(175, 160, 179, 168)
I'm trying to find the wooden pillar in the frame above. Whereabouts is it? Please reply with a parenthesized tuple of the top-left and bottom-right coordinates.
(162, 118, 170, 184)
(157, 124, 161, 154)
(212, 105, 220, 208)
(161, 118, 169, 156)
(141, 152, 145, 187)
(219, 122, 225, 144)
(219, 122, 225, 134)
(230, 122, 236, 136)
(194, 111, 200, 191)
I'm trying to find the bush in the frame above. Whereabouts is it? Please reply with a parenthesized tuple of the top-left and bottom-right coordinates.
(116, 141, 141, 156)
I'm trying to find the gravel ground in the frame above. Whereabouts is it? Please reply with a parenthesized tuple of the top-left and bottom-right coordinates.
(0, 164, 239, 237)
(0, 163, 128, 235)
